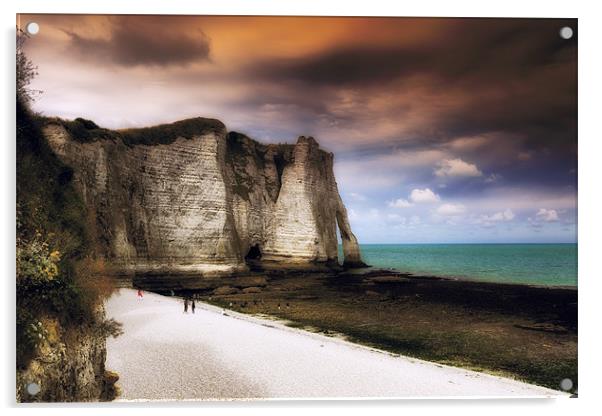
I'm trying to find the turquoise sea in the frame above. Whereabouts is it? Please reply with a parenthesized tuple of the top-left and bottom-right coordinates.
(349, 244, 577, 287)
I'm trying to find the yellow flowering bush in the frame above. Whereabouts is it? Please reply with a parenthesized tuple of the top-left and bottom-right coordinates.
(16, 233, 61, 282)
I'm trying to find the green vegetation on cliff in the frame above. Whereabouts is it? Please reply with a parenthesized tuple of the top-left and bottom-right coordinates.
(120, 117, 226, 146)
(43, 115, 226, 147)
(55, 117, 119, 143)
(16, 31, 121, 401)
(16, 98, 119, 369)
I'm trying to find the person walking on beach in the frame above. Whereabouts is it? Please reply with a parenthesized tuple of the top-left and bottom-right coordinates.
(192, 299, 196, 314)
(184, 298, 189, 313)
(137, 289, 143, 301)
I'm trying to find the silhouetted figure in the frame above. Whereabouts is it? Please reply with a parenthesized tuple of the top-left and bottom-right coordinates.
(137, 289, 143, 301)
(184, 298, 189, 313)
(192, 300, 196, 314)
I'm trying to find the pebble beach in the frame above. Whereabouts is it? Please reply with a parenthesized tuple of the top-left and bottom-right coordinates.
(105, 288, 563, 400)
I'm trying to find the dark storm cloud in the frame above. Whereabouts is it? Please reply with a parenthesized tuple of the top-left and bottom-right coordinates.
(252, 18, 577, 178)
(257, 19, 576, 86)
(65, 16, 211, 67)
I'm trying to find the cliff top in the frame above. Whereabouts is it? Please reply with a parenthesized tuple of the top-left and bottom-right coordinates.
(119, 117, 226, 146)
(41, 115, 331, 154)
(42, 116, 226, 147)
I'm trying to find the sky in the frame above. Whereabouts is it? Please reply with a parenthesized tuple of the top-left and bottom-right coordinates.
(19, 15, 577, 244)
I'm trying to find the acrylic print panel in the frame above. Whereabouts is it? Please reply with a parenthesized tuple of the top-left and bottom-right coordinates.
(15, 14, 577, 402)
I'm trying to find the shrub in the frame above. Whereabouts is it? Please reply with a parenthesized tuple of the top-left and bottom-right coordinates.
(16, 99, 118, 369)
(16, 233, 61, 283)
(57, 118, 120, 143)
(16, 38, 120, 374)
(119, 117, 225, 146)
(97, 318, 124, 338)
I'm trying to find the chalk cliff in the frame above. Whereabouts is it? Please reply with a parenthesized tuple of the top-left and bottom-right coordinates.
(42, 117, 365, 276)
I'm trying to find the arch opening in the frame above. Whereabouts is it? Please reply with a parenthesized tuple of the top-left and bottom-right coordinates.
(336, 221, 344, 266)
(336, 208, 366, 268)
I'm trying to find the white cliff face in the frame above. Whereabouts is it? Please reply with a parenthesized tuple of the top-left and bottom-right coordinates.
(43, 118, 364, 275)
(262, 136, 338, 263)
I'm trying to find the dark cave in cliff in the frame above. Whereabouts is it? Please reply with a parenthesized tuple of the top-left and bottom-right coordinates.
(245, 244, 262, 262)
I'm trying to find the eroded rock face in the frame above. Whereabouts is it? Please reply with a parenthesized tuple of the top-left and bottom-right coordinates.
(43, 117, 365, 275)
(16, 314, 109, 402)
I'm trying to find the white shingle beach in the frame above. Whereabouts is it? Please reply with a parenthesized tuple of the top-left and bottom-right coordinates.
(106, 288, 564, 401)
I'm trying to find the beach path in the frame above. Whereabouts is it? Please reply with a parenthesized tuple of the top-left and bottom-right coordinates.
(106, 288, 563, 400)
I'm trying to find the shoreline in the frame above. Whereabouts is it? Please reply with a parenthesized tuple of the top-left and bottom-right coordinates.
(353, 242, 577, 288)
(398, 272, 577, 290)
(339, 267, 578, 291)
(129, 265, 578, 292)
